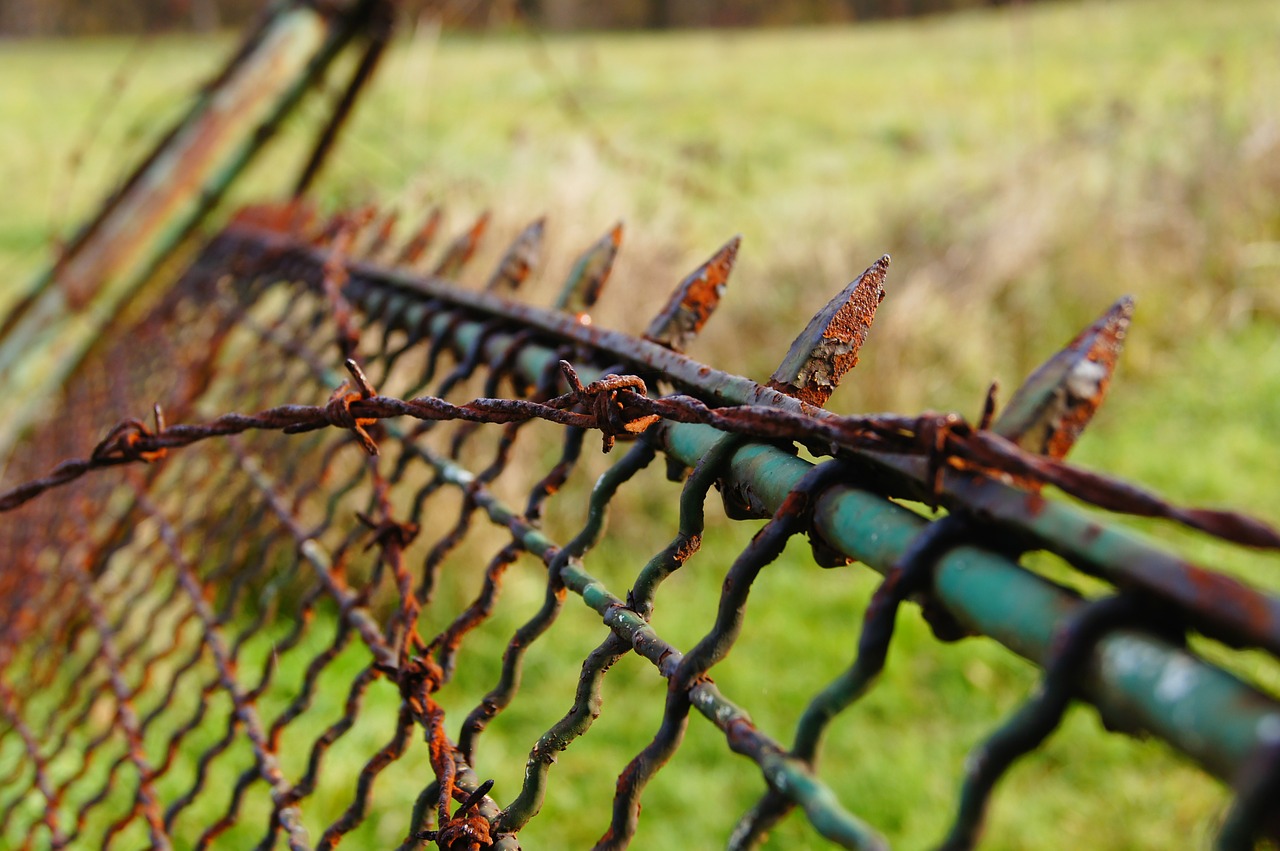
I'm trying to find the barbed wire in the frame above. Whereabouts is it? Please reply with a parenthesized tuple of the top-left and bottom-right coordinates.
(5, 356, 1278, 553)
(2, 203, 1279, 851)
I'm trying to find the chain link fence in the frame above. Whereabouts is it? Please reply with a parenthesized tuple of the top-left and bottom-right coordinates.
(2, 201, 1279, 849)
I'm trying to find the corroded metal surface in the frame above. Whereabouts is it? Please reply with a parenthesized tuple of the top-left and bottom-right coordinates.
(643, 236, 740, 353)
(396, 206, 444, 267)
(993, 296, 1133, 459)
(434, 212, 491, 279)
(766, 255, 888, 407)
(554, 222, 623, 320)
(1, 202, 1278, 851)
(486, 218, 545, 292)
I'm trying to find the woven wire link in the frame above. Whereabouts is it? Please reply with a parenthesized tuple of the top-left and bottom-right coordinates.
(0, 254, 686, 848)
(2, 211, 1279, 851)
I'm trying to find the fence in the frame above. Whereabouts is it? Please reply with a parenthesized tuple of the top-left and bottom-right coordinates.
(1, 198, 1279, 850)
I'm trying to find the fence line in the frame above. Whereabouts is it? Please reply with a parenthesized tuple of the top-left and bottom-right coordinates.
(1, 200, 1278, 849)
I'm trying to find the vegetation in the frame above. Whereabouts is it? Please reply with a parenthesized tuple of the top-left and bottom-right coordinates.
(1, 0, 1279, 848)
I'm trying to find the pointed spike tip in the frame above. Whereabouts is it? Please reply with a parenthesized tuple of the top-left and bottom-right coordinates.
(1107, 294, 1135, 328)
(514, 216, 546, 243)
(643, 235, 741, 353)
(432, 211, 490, 279)
(357, 207, 399, 259)
(766, 255, 889, 407)
(394, 206, 443, 266)
(554, 220, 625, 313)
(993, 295, 1135, 459)
(486, 216, 547, 292)
(722, 234, 743, 264)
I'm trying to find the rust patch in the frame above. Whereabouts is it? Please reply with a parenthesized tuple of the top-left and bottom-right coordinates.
(486, 217, 545, 292)
(395, 206, 443, 266)
(359, 207, 399, 259)
(766, 255, 889, 407)
(433, 211, 490, 279)
(994, 296, 1133, 460)
(555, 221, 623, 320)
(1183, 562, 1275, 642)
(229, 200, 316, 235)
(644, 236, 740, 353)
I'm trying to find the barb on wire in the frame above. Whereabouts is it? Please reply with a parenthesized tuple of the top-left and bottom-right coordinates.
(6, 362, 1280, 555)
(207, 207, 1280, 548)
(5, 196, 1280, 851)
(91, 403, 169, 464)
(0, 361, 657, 512)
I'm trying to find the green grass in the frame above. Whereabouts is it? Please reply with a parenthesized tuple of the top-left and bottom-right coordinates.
(2, 0, 1280, 848)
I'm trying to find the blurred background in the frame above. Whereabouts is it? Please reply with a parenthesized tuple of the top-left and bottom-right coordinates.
(5, 0, 1072, 36)
(1, 0, 1279, 847)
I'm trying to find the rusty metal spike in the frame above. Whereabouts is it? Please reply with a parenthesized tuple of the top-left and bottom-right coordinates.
(553, 221, 623, 321)
(359, 208, 399, 260)
(349, 208, 381, 255)
(395, 207, 443, 266)
(433, 211, 490, 279)
(349, 204, 378, 232)
(766, 255, 889, 407)
(310, 209, 356, 247)
(313, 203, 377, 250)
(228, 200, 315, 236)
(644, 235, 740, 353)
(485, 217, 546, 292)
(325, 215, 358, 261)
(993, 296, 1133, 459)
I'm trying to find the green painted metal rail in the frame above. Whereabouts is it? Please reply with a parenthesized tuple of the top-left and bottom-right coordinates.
(227, 218, 1280, 797)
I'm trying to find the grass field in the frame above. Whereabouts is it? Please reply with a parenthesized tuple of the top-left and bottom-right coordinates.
(2, 0, 1280, 848)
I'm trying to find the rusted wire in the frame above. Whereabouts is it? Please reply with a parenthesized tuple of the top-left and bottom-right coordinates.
(2, 204, 1279, 851)
(0, 359, 659, 512)
(8, 368, 1278, 554)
